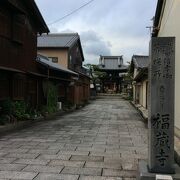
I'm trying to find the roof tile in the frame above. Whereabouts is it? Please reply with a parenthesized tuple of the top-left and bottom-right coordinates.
(132, 55, 149, 69)
(37, 33, 79, 48)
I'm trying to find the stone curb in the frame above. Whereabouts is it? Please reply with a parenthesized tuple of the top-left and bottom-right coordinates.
(130, 101, 148, 122)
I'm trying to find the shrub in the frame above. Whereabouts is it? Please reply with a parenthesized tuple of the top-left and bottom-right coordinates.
(47, 82, 58, 113)
(0, 99, 13, 125)
(12, 101, 30, 120)
(41, 82, 58, 115)
(0, 99, 13, 115)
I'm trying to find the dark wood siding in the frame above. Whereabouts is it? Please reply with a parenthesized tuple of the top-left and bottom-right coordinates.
(12, 73, 26, 100)
(0, 3, 39, 73)
(68, 42, 83, 72)
(0, 2, 44, 108)
(27, 78, 38, 108)
(12, 14, 25, 44)
(0, 72, 11, 100)
(0, 7, 11, 38)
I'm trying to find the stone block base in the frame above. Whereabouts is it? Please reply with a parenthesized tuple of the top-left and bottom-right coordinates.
(137, 160, 180, 180)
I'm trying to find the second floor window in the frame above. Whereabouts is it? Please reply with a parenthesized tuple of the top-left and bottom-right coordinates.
(48, 57, 58, 63)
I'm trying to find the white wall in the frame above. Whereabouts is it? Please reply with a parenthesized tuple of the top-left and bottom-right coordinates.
(158, 0, 180, 129)
(133, 85, 136, 102)
(139, 85, 143, 106)
(142, 81, 147, 108)
(133, 69, 138, 79)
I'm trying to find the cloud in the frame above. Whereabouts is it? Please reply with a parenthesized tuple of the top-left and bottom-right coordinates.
(80, 30, 111, 63)
(59, 29, 76, 33)
(35, 0, 157, 64)
(49, 27, 59, 33)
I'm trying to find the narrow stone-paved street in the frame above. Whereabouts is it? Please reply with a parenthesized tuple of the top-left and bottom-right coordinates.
(0, 96, 147, 180)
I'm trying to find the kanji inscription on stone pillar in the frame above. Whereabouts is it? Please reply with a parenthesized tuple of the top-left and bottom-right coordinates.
(148, 37, 175, 174)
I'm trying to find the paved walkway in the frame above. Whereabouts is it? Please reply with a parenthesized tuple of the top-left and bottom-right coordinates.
(0, 96, 148, 180)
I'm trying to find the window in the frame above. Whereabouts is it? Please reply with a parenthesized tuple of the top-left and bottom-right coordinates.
(48, 57, 58, 63)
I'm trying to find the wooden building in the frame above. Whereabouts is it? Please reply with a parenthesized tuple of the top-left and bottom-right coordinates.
(36, 54, 79, 106)
(37, 33, 90, 106)
(129, 55, 149, 109)
(0, 0, 49, 107)
(98, 55, 128, 93)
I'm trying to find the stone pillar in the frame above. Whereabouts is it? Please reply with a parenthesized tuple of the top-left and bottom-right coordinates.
(148, 37, 175, 174)
(138, 37, 180, 180)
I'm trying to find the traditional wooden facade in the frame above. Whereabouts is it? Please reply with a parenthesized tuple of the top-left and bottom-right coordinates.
(98, 55, 128, 93)
(129, 55, 149, 109)
(37, 33, 90, 106)
(0, 0, 49, 107)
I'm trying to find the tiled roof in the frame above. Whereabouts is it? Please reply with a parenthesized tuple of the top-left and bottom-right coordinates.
(99, 63, 128, 70)
(36, 54, 78, 75)
(37, 33, 79, 48)
(132, 55, 149, 69)
(99, 56, 128, 70)
(100, 56, 123, 59)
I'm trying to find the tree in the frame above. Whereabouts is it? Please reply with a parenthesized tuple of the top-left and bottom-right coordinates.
(84, 64, 107, 92)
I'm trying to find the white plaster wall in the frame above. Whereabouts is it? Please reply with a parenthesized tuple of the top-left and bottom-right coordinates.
(133, 68, 138, 79)
(133, 85, 136, 102)
(142, 81, 147, 108)
(158, 0, 180, 129)
(139, 85, 143, 106)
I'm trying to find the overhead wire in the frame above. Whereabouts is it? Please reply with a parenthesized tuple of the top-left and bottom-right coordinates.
(48, 0, 95, 26)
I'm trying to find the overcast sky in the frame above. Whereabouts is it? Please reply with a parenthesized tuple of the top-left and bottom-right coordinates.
(35, 0, 157, 64)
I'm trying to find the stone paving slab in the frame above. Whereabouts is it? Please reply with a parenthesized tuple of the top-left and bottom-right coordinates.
(22, 164, 64, 173)
(0, 157, 16, 163)
(13, 158, 49, 165)
(85, 161, 122, 170)
(102, 169, 137, 178)
(61, 167, 102, 176)
(58, 150, 90, 156)
(79, 175, 123, 180)
(70, 155, 104, 162)
(5, 153, 40, 159)
(0, 96, 148, 179)
(0, 171, 38, 179)
(34, 173, 79, 180)
(0, 163, 26, 171)
(37, 154, 71, 160)
(49, 160, 85, 167)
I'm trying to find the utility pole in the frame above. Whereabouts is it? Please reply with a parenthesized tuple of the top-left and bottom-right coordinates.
(146, 26, 153, 36)
(146, 17, 154, 37)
